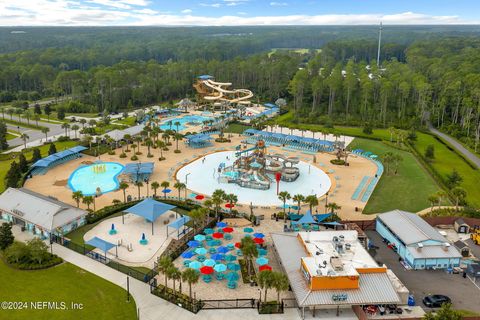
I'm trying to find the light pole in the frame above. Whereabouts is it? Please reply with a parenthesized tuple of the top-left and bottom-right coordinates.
(185, 173, 191, 185)
(127, 276, 130, 302)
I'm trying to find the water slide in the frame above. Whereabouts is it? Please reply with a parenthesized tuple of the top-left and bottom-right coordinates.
(253, 170, 270, 186)
(201, 79, 253, 105)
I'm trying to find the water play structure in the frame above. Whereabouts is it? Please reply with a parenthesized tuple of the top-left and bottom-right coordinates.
(193, 75, 253, 105)
(68, 162, 124, 196)
(218, 140, 300, 190)
(92, 163, 107, 174)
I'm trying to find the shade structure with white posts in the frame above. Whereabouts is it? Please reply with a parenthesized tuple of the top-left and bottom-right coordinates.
(123, 198, 176, 235)
(86, 236, 117, 260)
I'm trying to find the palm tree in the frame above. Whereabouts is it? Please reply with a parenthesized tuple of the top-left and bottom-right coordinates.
(124, 134, 132, 151)
(278, 191, 291, 221)
(134, 136, 142, 154)
(169, 266, 182, 294)
(381, 152, 395, 175)
(304, 195, 319, 213)
(450, 187, 467, 210)
(211, 189, 226, 220)
(40, 127, 50, 141)
(72, 191, 83, 208)
(145, 138, 154, 157)
(436, 190, 447, 207)
(292, 194, 305, 214)
(20, 133, 29, 149)
(158, 256, 173, 289)
(134, 181, 143, 199)
(82, 195, 94, 210)
(160, 181, 170, 199)
(326, 202, 341, 219)
(119, 182, 129, 203)
(174, 182, 186, 201)
(79, 118, 87, 129)
(272, 272, 290, 304)
(182, 268, 200, 299)
(428, 194, 439, 212)
(71, 124, 80, 139)
(189, 208, 208, 232)
(224, 193, 238, 213)
(157, 140, 166, 160)
(162, 132, 170, 145)
(240, 236, 258, 276)
(61, 123, 70, 137)
(33, 114, 40, 127)
(257, 270, 274, 303)
(174, 133, 182, 152)
(6, 108, 14, 121)
(174, 121, 181, 133)
(151, 181, 160, 198)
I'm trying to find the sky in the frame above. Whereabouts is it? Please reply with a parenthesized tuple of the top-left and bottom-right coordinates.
(1, 0, 479, 26)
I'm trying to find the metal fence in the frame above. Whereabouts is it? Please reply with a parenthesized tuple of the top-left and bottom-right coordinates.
(150, 282, 202, 314)
(200, 298, 257, 309)
(51, 235, 156, 283)
(257, 301, 284, 314)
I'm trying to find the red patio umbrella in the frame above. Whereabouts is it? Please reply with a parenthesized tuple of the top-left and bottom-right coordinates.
(234, 242, 241, 248)
(253, 238, 264, 244)
(225, 203, 234, 208)
(200, 266, 214, 275)
(259, 265, 272, 272)
(222, 227, 234, 233)
(195, 194, 205, 200)
(212, 232, 224, 239)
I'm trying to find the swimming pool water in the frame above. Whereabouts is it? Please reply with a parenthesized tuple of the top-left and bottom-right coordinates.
(160, 115, 214, 131)
(68, 162, 124, 196)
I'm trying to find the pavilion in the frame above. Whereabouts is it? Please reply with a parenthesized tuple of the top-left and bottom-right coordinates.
(122, 162, 154, 183)
(123, 198, 176, 235)
(167, 215, 192, 239)
(184, 133, 213, 148)
(30, 146, 87, 175)
(243, 129, 333, 152)
(86, 236, 117, 262)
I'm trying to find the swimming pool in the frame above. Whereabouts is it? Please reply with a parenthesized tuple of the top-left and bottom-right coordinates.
(160, 115, 214, 131)
(68, 162, 125, 196)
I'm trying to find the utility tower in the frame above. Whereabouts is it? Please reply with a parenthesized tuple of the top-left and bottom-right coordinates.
(377, 22, 383, 67)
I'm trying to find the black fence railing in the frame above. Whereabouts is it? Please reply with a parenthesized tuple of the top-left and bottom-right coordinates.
(51, 235, 156, 283)
(150, 283, 202, 314)
(200, 298, 257, 309)
(281, 298, 299, 309)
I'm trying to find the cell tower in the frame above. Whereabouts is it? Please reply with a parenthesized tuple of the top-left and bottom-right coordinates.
(377, 22, 383, 67)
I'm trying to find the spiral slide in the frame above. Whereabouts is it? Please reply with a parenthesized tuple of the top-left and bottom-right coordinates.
(200, 79, 253, 105)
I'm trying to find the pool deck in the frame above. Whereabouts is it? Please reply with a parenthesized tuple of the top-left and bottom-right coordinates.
(24, 134, 377, 220)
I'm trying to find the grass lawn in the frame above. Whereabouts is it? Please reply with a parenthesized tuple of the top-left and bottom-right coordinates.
(349, 138, 443, 214)
(0, 259, 136, 320)
(224, 122, 251, 134)
(113, 117, 137, 127)
(0, 140, 79, 193)
(6, 133, 17, 140)
(412, 133, 480, 207)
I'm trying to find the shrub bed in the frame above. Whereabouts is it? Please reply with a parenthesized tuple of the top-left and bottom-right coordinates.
(330, 159, 345, 165)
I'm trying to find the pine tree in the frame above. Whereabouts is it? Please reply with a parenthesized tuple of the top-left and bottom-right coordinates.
(0, 121, 8, 151)
(31, 148, 42, 163)
(0, 223, 14, 250)
(5, 161, 21, 188)
(48, 143, 57, 155)
(18, 153, 28, 173)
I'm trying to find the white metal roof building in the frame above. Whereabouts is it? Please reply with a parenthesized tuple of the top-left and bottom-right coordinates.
(271, 231, 406, 319)
(376, 210, 462, 270)
(0, 188, 87, 237)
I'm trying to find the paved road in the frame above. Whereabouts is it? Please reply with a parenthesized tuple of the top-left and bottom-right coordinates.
(428, 125, 480, 169)
(5, 114, 65, 148)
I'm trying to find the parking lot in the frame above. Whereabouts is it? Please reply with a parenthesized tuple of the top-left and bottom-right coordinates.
(366, 231, 480, 313)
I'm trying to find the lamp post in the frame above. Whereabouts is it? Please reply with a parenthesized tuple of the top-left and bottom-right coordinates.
(185, 173, 191, 185)
(126, 276, 130, 302)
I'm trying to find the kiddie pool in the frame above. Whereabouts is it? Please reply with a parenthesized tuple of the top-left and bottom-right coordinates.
(68, 162, 125, 196)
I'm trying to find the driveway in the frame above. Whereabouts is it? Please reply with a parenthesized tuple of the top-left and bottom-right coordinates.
(428, 125, 480, 169)
(465, 238, 480, 260)
(366, 231, 480, 313)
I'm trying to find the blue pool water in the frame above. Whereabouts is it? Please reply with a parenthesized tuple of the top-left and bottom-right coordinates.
(223, 171, 239, 179)
(160, 115, 214, 131)
(68, 162, 125, 196)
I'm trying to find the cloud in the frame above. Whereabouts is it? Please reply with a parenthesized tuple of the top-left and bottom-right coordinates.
(200, 3, 222, 8)
(0, 1, 476, 27)
(270, 2, 287, 6)
(181, 9, 193, 14)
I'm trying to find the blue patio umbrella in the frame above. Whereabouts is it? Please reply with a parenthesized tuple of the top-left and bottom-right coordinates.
(290, 205, 299, 211)
(203, 259, 216, 267)
(162, 188, 172, 194)
(189, 193, 197, 198)
(227, 263, 241, 271)
(243, 227, 254, 233)
(214, 263, 227, 273)
(253, 233, 265, 238)
(216, 222, 227, 228)
(225, 272, 239, 281)
(211, 253, 224, 261)
(217, 246, 229, 254)
(224, 254, 237, 262)
(206, 240, 216, 246)
(256, 257, 269, 266)
(227, 243, 235, 249)
(258, 249, 268, 256)
(181, 251, 195, 259)
(195, 247, 207, 255)
(194, 234, 206, 241)
(187, 240, 200, 248)
(189, 261, 202, 269)
(204, 228, 214, 235)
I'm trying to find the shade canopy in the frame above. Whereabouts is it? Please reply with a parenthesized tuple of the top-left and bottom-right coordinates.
(189, 261, 202, 269)
(216, 222, 227, 228)
(214, 263, 227, 272)
(194, 234, 206, 241)
(168, 215, 191, 230)
(314, 213, 332, 223)
(32, 146, 87, 168)
(181, 251, 195, 259)
(323, 221, 343, 226)
(259, 265, 272, 272)
(203, 259, 216, 267)
(86, 237, 116, 253)
(256, 257, 269, 266)
(217, 246, 229, 254)
(124, 198, 176, 222)
(291, 210, 317, 225)
(187, 240, 200, 248)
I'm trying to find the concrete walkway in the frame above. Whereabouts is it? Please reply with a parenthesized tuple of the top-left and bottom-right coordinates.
(51, 243, 302, 320)
(428, 125, 480, 169)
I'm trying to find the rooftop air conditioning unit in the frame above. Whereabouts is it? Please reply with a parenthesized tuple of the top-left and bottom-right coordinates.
(330, 257, 344, 271)
(345, 243, 352, 251)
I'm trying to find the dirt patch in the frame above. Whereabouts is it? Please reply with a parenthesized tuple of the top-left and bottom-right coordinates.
(81, 160, 94, 165)
(53, 179, 68, 186)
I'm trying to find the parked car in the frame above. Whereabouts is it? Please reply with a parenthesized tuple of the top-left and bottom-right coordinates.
(422, 295, 451, 308)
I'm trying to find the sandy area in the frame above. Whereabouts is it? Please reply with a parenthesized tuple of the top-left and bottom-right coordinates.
(24, 133, 377, 220)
